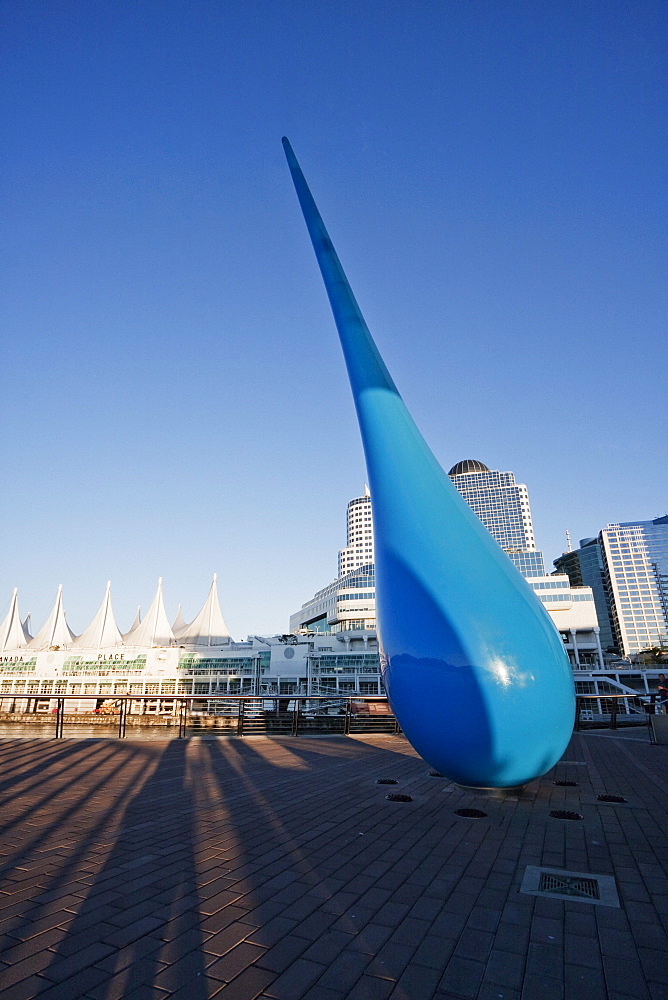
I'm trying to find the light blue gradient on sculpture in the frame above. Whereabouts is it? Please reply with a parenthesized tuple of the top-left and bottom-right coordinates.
(282, 138, 575, 787)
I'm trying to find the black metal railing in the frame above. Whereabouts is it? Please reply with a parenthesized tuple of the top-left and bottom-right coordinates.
(3, 691, 664, 740)
(574, 692, 657, 731)
(0, 695, 401, 740)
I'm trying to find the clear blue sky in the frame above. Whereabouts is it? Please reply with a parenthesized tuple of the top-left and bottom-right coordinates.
(1, 0, 666, 639)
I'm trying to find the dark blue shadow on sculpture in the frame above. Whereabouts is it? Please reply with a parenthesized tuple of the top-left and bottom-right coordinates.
(282, 138, 574, 787)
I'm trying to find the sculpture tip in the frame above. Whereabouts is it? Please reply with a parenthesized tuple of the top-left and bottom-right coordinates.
(282, 137, 297, 166)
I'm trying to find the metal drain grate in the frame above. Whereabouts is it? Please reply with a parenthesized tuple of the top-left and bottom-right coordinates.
(376, 778, 398, 785)
(539, 872, 599, 899)
(554, 780, 578, 786)
(386, 793, 412, 802)
(597, 794, 627, 803)
(550, 810, 583, 820)
(521, 866, 620, 907)
(428, 770, 443, 777)
(454, 808, 487, 819)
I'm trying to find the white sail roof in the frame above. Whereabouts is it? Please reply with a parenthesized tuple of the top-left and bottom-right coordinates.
(73, 582, 124, 649)
(29, 586, 77, 650)
(177, 574, 231, 646)
(124, 606, 141, 637)
(0, 589, 30, 651)
(22, 613, 33, 640)
(124, 578, 174, 647)
(172, 604, 188, 637)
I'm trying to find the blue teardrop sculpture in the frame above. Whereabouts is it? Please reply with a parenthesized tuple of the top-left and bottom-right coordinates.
(283, 138, 575, 788)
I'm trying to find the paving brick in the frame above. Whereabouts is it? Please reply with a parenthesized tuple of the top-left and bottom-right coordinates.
(203, 905, 253, 934)
(206, 942, 267, 983)
(254, 935, 309, 974)
(564, 964, 609, 1000)
(292, 910, 338, 941)
(603, 955, 651, 998)
(0, 926, 67, 962)
(1, 733, 668, 1000)
(263, 958, 327, 999)
(302, 988, 346, 1000)
(484, 948, 526, 990)
(94, 934, 163, 973)
(455, 928, 494, 962)
(344, 977, 395, 1000)
(317, 951, 370, 992)
(199, 890, 245, 916)
(86, 960, 167, 1000)
(153, 950, 212, 992)
(367, 943, 416, 981)
(166, 977, 224, 1000)
(525, 942, 564, 981)
(213, 965, 276, 1000)
(103, 914, 166, 948)
(303, 930, 355, 965)
(476, 985, 520, 1000)
(245, 917, 298, 948)
(0, 975, 52, 1000)
(0, 950, 61, 988)
(388, 916, 431, 947)
(390, 964, 441, 999)
(520, 973, 564, 1000)
(438, 956, 485, 997)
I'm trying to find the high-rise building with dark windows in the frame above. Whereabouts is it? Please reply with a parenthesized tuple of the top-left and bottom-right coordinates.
(554, 538, 615, 652)
(447, 460, 546, 577)
(555, 517, 668, 657)
(291, 468, 603, 671)
(600, 517, 668, 656)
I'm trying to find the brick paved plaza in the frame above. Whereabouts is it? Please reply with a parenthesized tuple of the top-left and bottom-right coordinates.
(0, 731, 667, 1000)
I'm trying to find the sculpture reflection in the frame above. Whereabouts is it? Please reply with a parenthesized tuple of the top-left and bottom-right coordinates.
(283, 138, 574, 787)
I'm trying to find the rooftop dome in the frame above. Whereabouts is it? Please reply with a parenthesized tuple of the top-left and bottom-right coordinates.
(448, 459, 490, 476)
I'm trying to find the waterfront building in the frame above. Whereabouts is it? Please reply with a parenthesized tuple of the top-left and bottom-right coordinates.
(554, 538, 616, 652)
(555, 517, 668, 658)
(601, 517, 668, 657)
(290, 470, 604, 671)
(0, 577, 385, 712)
(447, 459, 545, 577)
(338, 486, 374, 575)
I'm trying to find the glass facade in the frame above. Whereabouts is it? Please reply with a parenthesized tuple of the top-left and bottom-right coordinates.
(448, 463, 546, 577)
(555, 538, 615, 651)
(601, 517, 668, 656)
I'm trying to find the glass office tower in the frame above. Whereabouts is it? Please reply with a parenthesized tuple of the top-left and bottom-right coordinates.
(447, 460, 546, 577)
(600, 517, 668, 656)
(555, 538, 616, 652)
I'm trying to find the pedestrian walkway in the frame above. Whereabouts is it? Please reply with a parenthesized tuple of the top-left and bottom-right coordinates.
(0, 731, 666, 1000)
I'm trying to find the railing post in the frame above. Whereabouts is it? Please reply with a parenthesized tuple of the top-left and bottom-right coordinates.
(118, 698, 127, 738)
(611, 698, 618, 730)
(178, 698, 188, 738)
(55, 698, 64, 739)
(237, 698, 244, 736)
(292, 699, 300, 736)
(344, 698, 352, 735)
(574, 696, 581, 732)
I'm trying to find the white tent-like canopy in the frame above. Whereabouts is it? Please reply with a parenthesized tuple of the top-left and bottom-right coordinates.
(123, 578, 175, 647)
(126, 606, 141, 635)
(29, 586, 77, 650)
(0, 589, 31, 651)
(176, 575, 231, 647)
(171, 605, 188, 637)
(73, 582, 124, 650)
(0, 577, 234, 654)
